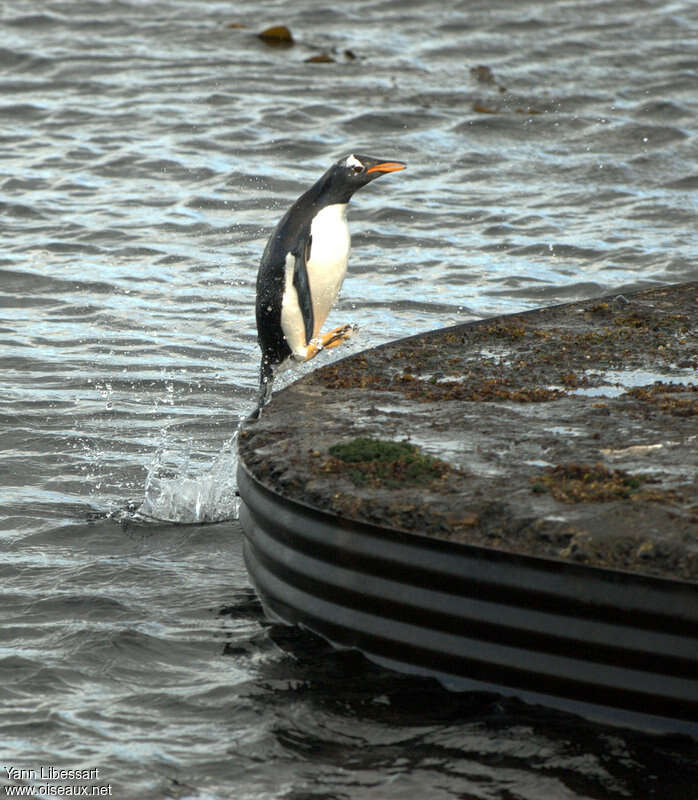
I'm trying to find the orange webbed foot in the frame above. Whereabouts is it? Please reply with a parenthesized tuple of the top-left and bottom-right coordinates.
(303, 324, 358, 361)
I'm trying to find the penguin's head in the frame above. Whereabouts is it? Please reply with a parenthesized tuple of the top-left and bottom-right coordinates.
(321, 153, 406, 203)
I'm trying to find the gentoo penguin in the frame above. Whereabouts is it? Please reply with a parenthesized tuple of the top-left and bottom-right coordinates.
(251, 153, 406, 417)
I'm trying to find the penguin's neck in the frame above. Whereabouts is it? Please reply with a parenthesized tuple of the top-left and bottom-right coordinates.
(308, 203, 350, 275)
(310, 203, 348, 241)
(304, 170, 355, 208)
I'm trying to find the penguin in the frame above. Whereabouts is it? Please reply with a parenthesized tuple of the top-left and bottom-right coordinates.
(251, 153, 406, 418)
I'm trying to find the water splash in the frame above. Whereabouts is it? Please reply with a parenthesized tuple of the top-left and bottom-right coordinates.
(134, 427, 241, 524)
(118, 362, 312, 525)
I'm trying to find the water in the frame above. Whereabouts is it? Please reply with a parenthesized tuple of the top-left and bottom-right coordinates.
(2, 0, 697, 796)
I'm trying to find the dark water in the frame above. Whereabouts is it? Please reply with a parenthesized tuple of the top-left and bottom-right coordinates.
(2, 1, 697, 797)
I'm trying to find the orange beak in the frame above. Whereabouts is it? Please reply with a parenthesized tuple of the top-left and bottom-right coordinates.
(366, 161, 406, 174)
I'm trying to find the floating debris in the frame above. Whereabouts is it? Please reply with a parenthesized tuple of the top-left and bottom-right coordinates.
(257, 25, 294, 45)
(470, 64, 495, 83)
(473, 103, 497, 114)
(305, 53, 335, 63)
(470, 64, 506, 92)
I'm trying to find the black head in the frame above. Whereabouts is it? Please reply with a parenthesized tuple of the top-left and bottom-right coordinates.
(317, 153, 406, 204)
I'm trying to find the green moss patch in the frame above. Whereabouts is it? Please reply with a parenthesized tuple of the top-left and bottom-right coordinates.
(326, 437, 454, 488)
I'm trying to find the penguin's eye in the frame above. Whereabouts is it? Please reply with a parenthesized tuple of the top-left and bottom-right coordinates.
(351, 164, 364, 175)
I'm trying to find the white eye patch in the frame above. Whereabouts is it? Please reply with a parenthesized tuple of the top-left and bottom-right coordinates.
(343, 154, 363, 169)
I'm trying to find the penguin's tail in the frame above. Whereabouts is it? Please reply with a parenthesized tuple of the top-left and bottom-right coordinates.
(247, 357, 274, 420)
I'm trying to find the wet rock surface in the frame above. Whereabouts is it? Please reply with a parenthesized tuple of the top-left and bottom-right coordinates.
(239, 283, 698, 581)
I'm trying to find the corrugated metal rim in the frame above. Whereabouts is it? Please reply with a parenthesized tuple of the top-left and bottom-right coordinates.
(237, 462, 698, 737)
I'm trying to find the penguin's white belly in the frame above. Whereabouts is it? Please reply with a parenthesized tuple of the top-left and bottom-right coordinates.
(306, 204, 350, 338)
(279, 204, 350, 361)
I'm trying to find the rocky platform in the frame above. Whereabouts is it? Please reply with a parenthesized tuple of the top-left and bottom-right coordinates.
(239, 282, 697, 582)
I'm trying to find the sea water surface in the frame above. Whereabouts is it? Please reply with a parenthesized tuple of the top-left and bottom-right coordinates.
(2, 1, 697, 797)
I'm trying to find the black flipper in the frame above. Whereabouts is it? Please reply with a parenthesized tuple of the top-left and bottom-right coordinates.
(292, 232, 314, 347)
